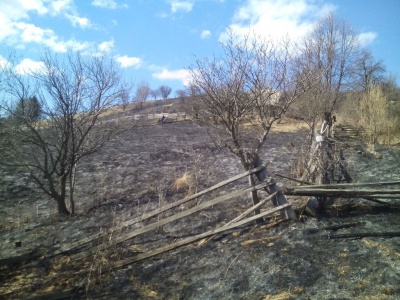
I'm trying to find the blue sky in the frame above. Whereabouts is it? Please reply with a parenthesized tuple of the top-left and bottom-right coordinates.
(0, 0, 399, 97)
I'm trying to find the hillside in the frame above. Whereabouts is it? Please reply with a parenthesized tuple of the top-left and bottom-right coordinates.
(0, 104, 399, 299)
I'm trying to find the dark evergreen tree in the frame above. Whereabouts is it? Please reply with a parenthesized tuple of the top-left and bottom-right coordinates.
(13, 96, 41, 123)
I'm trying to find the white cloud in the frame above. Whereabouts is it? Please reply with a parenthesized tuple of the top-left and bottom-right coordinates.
(201, 30, 211, 39)
(152, 68, 191, 86)
(169, 1, 194, 13)
(358, 31, 377, 47)
(116, 55, 142, 68)
(91, 0, 118, 9)
(17, 22, 52, 43)
(14, 58, 46, 75)
(0, 0, 94, 52)
(0, 55, 11, 69)
(98, 40, 114, 53)
(220, 0, 336, 43)
(49, 0, 74, 16)
(66, 14, 92, 28)
(9, 21, 91, 52)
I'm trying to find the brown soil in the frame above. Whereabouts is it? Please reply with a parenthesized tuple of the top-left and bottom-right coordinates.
(0, 118, 399, 300)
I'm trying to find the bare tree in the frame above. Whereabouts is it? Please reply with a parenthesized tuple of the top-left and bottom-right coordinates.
(290, 51, 329, 145)
(118, 90, 130, 111)
(188, 30, 313, 217)
(133, 81, 151, 109)
(301, 13, 361, 112)
(175, 89, 188, 100)
(150, 89, 160, 100)
(291, 83, 330, 145)
(0, 50, 133, 215)
(354, 50, 386, 93)
(381, 76, 400, 103)
(175, 89, 190, 112)
(158, 85, 172, 99)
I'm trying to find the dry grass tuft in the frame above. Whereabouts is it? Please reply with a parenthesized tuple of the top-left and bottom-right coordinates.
(271, 118, 308, 132)
(174, 172, 191, 191)
(242, 117, 308, 132)
(263, 291, 292, 300)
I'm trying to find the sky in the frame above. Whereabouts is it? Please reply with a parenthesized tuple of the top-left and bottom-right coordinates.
(0, 0, 399, 97)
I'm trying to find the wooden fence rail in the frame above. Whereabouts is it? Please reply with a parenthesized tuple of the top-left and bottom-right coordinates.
(109, 203, 291, 270)
(71, 180, 273, 261)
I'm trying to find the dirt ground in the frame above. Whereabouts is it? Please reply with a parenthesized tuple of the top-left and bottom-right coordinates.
(0, 118, 399, 300)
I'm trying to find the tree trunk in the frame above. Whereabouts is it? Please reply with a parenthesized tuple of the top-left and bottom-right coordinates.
(57, 175, 70, 215)
(248, 174, 261, 215)
(56, 196, 70, 215)
(252, 154, 296, 220)
(69, 190, 75, 215)
(69, 163, 77, 215)
(242, 152, 295, 219)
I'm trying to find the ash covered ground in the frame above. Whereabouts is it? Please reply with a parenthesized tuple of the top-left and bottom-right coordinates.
(0, 119, 399, 300)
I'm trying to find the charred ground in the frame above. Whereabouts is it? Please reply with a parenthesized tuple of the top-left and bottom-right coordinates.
(0, 114, 399, 299)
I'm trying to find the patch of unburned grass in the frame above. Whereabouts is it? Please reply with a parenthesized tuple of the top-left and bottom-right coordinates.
(243, 117, 308, 133)
(271, 118, 308, 133)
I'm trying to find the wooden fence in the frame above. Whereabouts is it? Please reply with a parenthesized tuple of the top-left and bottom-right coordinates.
(42, 165, 292, 270)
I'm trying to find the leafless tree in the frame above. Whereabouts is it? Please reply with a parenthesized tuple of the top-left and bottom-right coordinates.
(118, 89, 130, 111)
(301, 13, 361, 112)
(354, 50, 386, 93)
(0, 50, 133, 215)
(290, 51, 331, 145)
(188, 30, 314, 217)
(175, 89, 188, 100)
(133, 81, 151, 109)
(150, 89, 160, 100)
(158, 85, 172, 99)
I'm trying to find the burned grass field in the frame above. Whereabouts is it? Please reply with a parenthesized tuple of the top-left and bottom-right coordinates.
(0, 118, 400, 299)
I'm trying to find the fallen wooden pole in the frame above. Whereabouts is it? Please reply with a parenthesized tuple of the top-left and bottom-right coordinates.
(71, 181, 272, 261)
(326, 232, 400, 239)
(360, 196, 400, 207)
(305, 221, 362, 234)
(285, 188, 400, 197)
(109, 203, 291, 270)
(293, 181, 400, 189)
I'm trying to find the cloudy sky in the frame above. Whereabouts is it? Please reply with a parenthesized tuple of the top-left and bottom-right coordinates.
(0, 0, 399, 95)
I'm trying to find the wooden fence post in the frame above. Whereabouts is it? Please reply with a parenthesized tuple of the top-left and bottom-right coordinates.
(253, 154, 296, 220)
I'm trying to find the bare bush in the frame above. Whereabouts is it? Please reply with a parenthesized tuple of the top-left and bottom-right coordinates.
(359, 85, 399, 144)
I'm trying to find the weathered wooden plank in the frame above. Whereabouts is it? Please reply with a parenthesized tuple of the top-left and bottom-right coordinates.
(110, 203, 292, 269)
(305, 221, 362, 234)
(71, 181, 271, 261)
(285, 188, 400, 196)
(223, 192, 277, 227)
(294, 181, 400, 189)
(198, 192, 278, 245)
(326, 231, 400, 239)
(48, 165, 266, 258)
